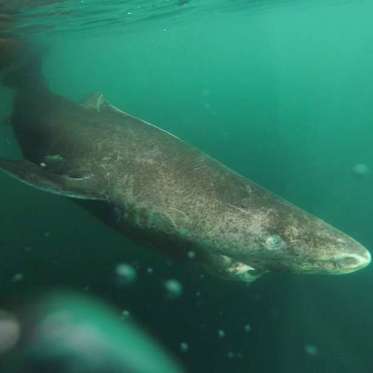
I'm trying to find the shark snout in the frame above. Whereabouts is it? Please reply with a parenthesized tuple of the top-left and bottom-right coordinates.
(334, 247, 371, 273)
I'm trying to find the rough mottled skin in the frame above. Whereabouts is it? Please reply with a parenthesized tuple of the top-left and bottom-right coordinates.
(1, 64, 371, 282)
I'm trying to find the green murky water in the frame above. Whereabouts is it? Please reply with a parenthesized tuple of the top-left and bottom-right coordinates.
(0, 1, 373, 372)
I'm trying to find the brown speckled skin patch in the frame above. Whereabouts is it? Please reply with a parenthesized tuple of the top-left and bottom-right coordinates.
(8, 87, 370, 281)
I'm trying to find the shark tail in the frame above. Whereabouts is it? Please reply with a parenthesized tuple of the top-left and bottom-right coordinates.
(0, 38, 45, 89)
(0, 38, 22, 70)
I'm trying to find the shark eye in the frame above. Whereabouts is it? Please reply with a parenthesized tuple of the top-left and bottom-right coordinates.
(265, 235, 287, 251)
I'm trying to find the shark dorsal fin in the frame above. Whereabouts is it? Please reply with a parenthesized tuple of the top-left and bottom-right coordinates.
(82, 92, 180, 140)
(81, 91, 106, 112)
(81, 92, 131, 116)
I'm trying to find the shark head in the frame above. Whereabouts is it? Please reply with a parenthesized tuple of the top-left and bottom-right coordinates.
(263, 214, 371, 275)
(205, 197, 371, 283)
(239, 200, 372, 278)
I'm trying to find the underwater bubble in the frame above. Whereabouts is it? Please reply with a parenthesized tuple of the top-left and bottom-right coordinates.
(121, 310, 130, 320)
(164, 279, 183, 299)
(218, 329, 225, 338)
(0, 311, 20, 354)
(11, 273, 24, 282)
(187, 251, 196, 259)
(180, 342, 189, 353)
(304, 344, 319, 356)
(352, 163, 370, 176)
(244, 323, 251, 333)
(115, 263, 137, 285)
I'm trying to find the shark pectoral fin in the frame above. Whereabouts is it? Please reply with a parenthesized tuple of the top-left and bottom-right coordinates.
(0, 159, 105, 200)
(204, 254, 263, 284)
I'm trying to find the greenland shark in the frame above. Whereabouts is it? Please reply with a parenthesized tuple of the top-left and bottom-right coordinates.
(0, 49, 370, 282)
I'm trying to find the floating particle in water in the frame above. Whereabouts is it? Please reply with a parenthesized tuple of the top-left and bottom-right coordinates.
(227, 352, 235, 359)
(180, 342, 189, 353)
(352, 163, 370, 176)
(115, 263, 137, 285)
(0, 311, 20, 354)
(304, 344, 319, 356)
(187, 251, 196, 259)
(11, 273, 23, 283)
(195, 291, 201, 297)
(121, 310, 130, 320)
(164, 279, 183, 299)
(244, 323, 251, 333)
(270, 307, 280, 320)
(43, 231, 51, 238)
(253, 293, 262, 302)
(147, 267, 154, 274)
(40, 162, 46, 168)
(218, 329, 225, 338)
